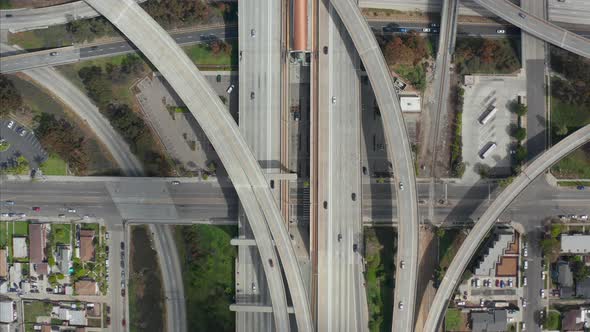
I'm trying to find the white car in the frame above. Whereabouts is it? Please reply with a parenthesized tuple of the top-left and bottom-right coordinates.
(580, 215, 588, 220)
(400, 260, 405, 269)
(522, 298, 527, 307)
(331, 96, 336, 104)
(542, 271, 546, 280)
(523, 248, 528, 257)
(7, 120, 14, 129)
(523, 261, 528, 270)
(399, 182, 404, 190)
(19, 129, 27, 137)
(496, 29, 506, 34)
(422, 28, 431, 32)
(523, 277, 527, 286)
(252, 283, 257, 292)
(226, 84, 235, 94)
(67, 208, 76, 213)
(398, 301, 404, 310)
(540, 289, 546, 298)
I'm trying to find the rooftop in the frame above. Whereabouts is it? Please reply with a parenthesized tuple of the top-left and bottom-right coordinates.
(79, 231, 95, 262)
(471, 310, 507, 332)
(495, 256, 518, 277)
(29, 224, 47, 264)
(0, 300, 15, 323)
(75, 280, 98, 296)
(561, 234, 590, 254)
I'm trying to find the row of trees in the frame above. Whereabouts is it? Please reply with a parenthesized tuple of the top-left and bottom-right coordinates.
(550, 45, 590, 107)
(66, 17, 117, 44)
(0, 74, 23, 117)
(36, 113, 90, 173)
(455, 38, 520, 75)
(141, 0, 237, 29)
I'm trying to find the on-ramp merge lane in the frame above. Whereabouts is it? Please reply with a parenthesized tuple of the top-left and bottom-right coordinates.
(473, 0, 590, 59)
(82, 1, 313, 331)
(423, 124, 590, 332)
(329, 0, 419, 331)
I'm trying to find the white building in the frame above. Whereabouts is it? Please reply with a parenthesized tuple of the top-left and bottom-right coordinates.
(561, 234, 590, 254)
(399, 96, 421, 112)
(58, 307, 87, 326)
(0, 300, 15, 323)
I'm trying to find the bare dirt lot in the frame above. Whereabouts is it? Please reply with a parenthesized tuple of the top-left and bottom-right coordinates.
(414, 226, 438, 332)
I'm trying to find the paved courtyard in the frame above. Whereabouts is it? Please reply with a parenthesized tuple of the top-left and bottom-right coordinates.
(461, 75, 525, 183)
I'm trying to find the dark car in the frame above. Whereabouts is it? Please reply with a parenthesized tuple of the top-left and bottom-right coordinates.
(121, 289, 125, 296)
(106, 306, 111, 314)
(106, 316, 111, 325)
(323, 46, 328, 54)
(353, 244, 358, 252)
(120, 242, 125, 250)
(577, 185, 585, 190)
(268, 259, 274, 267)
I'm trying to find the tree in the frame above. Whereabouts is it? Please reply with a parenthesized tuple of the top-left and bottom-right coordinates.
(512, 127, 527, 141)
(436, 227, 446, 238)
(515, 145, 527, 164)
(0, 74, 22, 116)
(513, 103, 528, 116)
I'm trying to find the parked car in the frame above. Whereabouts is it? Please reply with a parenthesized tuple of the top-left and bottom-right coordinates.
(577, 185, 585, 190)
(523, 277, 527, 286)
(522, 298, 527, 307)
(540, 289, 545, 298)
(19, 129, 27, 137)
(7, 121, 14, 129)
(523, 248, 528, 257)
(399, 28, 408, 33)
(523, 261, 528, 270)
(580, 215, 588, 220)
(4, 200, 15, 206)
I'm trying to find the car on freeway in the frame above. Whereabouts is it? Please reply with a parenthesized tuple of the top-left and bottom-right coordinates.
(49, 52, 58, 56)
(422, 28, 431, 33)
(250, 92, 255, 99)
(496, 29, 506, 34)
(268, 259, 274, 267)
(518, 12, 526, 18)
(398, 302, 404, 310)
(337, 233, 342, 242)
(323, 46, 328, 54)
(226, 84, 234, 94)
(399, 182, 404, 190)
(171, 180, 181, 185)
(121, 242, 125, 250)
(399, 28, 408, 33)
(7, 121, 14, 129)
(252, 283, 256, 292)
(400, 260, 405, 269)
(351, 193, 357, 201)
(58, 214, 65, 218)
(580, 215, 588, 220)
(122, 319, 126, 327)
(67, 208, 76, 213)
(32, 207, 41, 212)
(250, 29, 256, 37)
(331, 96, 336, 104)
(4, 200, 15, 206)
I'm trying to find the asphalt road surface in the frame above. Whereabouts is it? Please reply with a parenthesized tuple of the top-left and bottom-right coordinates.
(0, 119, 47, 169)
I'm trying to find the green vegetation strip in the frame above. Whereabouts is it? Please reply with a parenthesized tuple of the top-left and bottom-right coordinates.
(445, 308, 462, 331)
(0, 140, 10, 152)
(364, 228, 395, 332)
(174, 225, 236, 331)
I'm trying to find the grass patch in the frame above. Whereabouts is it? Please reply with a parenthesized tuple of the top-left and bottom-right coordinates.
(445, 308, 462, 331)
(364, 227, 395, 332)
(546, 310, 561, 330)
(23, 301, 53, 323)
(51, 224, 71, 245)
(395, 64, 426, 92)
(40, 154, 67, 176)
(182, 39, 238, 69)
(551, 146, 590, 179)
(550, 98, 590, 142)
(174, 225, 236, 331)
(13, 221, 29, 236)
(8, 25, 74, 50)
(558, 181, 590, 187)
(0, 140, 10, 152)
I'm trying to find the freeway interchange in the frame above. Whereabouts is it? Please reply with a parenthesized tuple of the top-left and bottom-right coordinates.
(2, 0, 590, 331)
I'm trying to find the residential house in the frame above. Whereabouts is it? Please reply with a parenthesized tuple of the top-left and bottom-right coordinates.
(0, 249, 7, 279)
(562, 308, 590, 331)
(58, 307, 87, 326)
(79, 230, 95, 262)
(470, 310, 508, 332)
(561, 234, 590, 254)
(34, 263, 48, 276)
(11, 237, 27, 259)
(577, 277, 590, 298)
(559, 261, 575, 298)
(29, 224, 47, 264)
(57, 245, 71, 275)
(75, 280, 98, 296)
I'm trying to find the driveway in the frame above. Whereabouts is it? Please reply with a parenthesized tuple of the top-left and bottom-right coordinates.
(0, 119, 47, 169)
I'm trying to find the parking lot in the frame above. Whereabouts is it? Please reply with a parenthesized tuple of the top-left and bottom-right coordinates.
(0, 119, 47, 169)
(461, 75, 525, 182)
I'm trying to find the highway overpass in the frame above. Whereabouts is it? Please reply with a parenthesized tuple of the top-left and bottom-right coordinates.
(316, 1, 368, 330)
(473, 0, 590, 59)
(423, 124, 590, 332)
(82, 0, 312, 330)
(329, 0, 420, 330)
